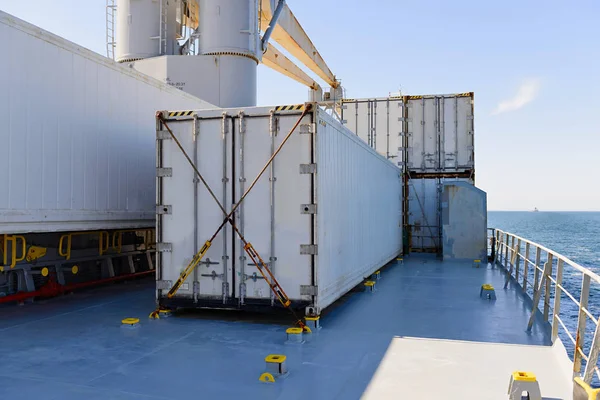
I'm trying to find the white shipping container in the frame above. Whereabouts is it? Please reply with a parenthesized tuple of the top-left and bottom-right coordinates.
(156, 104, 403, 314)
(341, 97, 404, 164)
(340, 93, 475, 173)
(406, 93, 474, 173)
(0, 11, 213, 234)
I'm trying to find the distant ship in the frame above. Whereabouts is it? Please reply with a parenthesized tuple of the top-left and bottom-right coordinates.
(533, 207, 539, 212)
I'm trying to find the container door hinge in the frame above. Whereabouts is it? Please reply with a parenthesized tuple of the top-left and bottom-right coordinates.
(157, 167, 172, 177)
(156, 243, 172, 252)
(301, 204, 317, 214)
(157, 130, 171, 140)
(299, 123, 316, 134)
(156, 205, 172, 215)
(300, 285, 318, 296)
(300, 245, 318, 255)
(299, 164, 317, 174)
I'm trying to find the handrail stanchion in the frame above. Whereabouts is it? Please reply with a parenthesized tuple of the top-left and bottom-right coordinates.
(523, 242, 530, 292)
(551, 259, 564, 341)
(533, 247, 541, 298)
(575, 274, 591, 374)
(544, 253, 554, 323)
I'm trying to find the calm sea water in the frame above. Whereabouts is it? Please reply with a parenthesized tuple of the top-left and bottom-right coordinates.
(488, 211, 600, 375)
(488, 211, 600, 272)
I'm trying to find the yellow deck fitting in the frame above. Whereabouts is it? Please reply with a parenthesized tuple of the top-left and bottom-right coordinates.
(286, 327, 304, 344)
(373, 270, 381, 280)
(26, 246, 47, 262)
(512, 371, 536, 382)
(473, 259, 482, 268)
(41, 267, 49, 277)
(305, 315, 321, 331)
(396, 257, 404, 264)
(265, 354, 288, 376)
(259, 372, 275, 383)
(508, 371, 541, 400)
(364, 280, 376, 292)
(265, 355, 287, 363)
(121, 318, 140, 325)
(71, 265, 79, 275)
(480, 284, 496, 300)
(573, 376, 600, 400)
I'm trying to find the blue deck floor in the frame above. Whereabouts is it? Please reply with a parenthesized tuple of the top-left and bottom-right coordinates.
(0, 255, 551, 399)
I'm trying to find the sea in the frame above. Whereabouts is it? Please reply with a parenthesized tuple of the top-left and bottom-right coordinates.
(488, 211, 600, 271)
(488, 211, 600, 378)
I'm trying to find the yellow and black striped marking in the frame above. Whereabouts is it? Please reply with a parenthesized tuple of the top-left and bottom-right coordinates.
(274, 104, 304, 112)
(456, 92, 474, 98)
(168, 111, 195, 118)
(341, 98, 356, 102)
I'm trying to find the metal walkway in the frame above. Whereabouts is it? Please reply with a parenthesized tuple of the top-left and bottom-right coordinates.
(0, 255, 570, 399)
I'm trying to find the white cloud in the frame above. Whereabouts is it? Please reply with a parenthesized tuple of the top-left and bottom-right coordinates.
(492, 78, 541, 115)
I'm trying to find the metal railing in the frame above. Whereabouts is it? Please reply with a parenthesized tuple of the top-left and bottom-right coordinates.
(492, 229, 600, 384)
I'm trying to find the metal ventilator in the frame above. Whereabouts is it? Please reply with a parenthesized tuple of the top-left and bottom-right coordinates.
(150, 106, 312, 331)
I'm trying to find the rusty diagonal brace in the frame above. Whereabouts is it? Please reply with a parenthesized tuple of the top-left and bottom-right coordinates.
(155, 104, 312, 327)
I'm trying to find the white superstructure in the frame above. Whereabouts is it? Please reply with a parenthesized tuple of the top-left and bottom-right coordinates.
(109, 0, 342, 108)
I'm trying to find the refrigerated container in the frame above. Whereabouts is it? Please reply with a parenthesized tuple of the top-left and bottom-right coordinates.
(0, 11, 213, 234)
(155, 104, 403, 314)
(341, 93, 475, 174)
(405, 93, 474, 173)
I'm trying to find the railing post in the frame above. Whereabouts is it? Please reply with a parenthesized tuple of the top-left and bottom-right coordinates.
(551, 259, 563, 341)
(528, 259, 551, 332)
(533, 247, 541, 298)
(515, 239, 522, 282)
(544, 253, 554, 323)
(496, 231, 503, 265)
(490, 229, 496, 262)
(504, 232, 509, 266)
(574, 274, 591, 374)
(523, 242, 530, 292)
(584, 318, 600, 383)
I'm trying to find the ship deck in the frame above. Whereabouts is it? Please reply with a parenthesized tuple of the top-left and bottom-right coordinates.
(0, 254, 573, 399)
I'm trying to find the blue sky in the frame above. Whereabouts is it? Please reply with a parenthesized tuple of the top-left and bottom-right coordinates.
(1, 0, 599, 211)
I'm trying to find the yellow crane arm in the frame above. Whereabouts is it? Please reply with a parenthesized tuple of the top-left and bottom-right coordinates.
(260, 0, 337, 87)
(262, 43, 321, 90)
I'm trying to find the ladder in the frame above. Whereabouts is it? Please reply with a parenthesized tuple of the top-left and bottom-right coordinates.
(106, 0, 117, 60)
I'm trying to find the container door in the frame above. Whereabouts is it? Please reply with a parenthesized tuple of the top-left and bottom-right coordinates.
(158, 116, 233, 303)
(407, 97, 439, 172)
(407, 178, 441, 253)
(373, 98, 404, 163)
(442, 95, 474, 171)
(232, 111, 313, 305)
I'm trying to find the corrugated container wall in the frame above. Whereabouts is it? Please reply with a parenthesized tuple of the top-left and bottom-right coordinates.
(0, 11, 213, 234)
(156, 105, 403, 314)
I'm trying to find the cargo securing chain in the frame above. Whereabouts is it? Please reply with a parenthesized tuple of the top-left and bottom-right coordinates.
(151, 105, 312, 331)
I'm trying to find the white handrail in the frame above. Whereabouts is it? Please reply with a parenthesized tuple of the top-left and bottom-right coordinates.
(491, 228, 600, 384)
